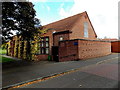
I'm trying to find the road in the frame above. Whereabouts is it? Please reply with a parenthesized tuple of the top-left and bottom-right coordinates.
(2, 53, 119, 89)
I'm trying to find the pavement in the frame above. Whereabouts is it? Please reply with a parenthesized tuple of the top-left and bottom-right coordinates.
(2, 53, 119, 88)
(21, 60, 119, 88)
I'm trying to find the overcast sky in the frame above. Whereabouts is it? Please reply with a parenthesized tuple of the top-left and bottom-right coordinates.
(30, 0, 119, 39)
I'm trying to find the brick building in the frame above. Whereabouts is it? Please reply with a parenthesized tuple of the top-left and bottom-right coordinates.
(59, 39, 111, 62)
(111, 41, 120, 53)
(7, 11, 111, 61)
(35, 11, 98, 60)
(101, 38, 120, 53)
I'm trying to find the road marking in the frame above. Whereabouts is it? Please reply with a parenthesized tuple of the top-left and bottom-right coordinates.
(5, 69, 80, 90)
(3, 56, 119, 89)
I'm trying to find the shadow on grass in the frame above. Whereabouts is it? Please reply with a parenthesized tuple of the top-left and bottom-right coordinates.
(1, 55, 34, 69)
(1, 56, 15, 63)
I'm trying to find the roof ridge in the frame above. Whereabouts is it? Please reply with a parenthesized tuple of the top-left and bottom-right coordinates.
(43, 11, 86, 27)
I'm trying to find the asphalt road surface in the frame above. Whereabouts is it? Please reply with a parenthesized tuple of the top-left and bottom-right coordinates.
(19, 54, 119, 88)
(2, 53, 119, 88)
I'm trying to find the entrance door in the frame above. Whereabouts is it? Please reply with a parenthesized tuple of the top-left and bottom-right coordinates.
(52, 46, 59, 62)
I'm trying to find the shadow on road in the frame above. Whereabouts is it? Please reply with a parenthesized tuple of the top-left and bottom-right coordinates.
(2, 60, 33, 69)
(2, 60, 55, 69)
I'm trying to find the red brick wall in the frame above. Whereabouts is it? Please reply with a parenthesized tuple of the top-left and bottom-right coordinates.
(78, 40, 111, 60)
(35, 54, 48, 61)
(59, 39, 111, 62)
(70, 13, 97, 40)
(111, 41, 120, 53)
(59, 40, 78, 62)
(53, 33, 69, 46)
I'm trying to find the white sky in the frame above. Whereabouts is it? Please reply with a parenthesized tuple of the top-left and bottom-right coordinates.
(59, 0, 119, 39)
(31, 0, 119, 39)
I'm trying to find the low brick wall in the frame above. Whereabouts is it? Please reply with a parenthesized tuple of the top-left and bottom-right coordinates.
(111, 41, 120, 53)
(59, 40, 78, 62)
(59, 39, 111, 62)
(78, 40, 111, 60)
(34, 54, 48, 61)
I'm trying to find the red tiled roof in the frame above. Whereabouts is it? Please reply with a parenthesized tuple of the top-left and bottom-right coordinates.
(43, 11, 97, 37)
(43, 12, 85, 31)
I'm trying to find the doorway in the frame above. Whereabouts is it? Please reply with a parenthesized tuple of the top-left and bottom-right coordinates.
(52, 46, 59, 62)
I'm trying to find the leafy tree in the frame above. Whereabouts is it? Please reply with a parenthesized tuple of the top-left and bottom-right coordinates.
(2, 2, 39, 41)
(2, 2, 42, 59)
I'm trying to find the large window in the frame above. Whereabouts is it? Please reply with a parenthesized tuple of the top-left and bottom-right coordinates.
(40, 37, 49, 54)
(84, 22, 88, 38)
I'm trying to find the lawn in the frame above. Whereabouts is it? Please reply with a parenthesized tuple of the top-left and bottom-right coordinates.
(0, 48, 7, 55)
(0, 55, 15, 63)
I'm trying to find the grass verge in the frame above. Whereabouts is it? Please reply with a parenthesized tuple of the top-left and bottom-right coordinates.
(0, 55, 15, 63)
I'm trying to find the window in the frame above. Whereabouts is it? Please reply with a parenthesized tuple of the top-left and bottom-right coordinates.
(39, 42, 41, 47)
(46, 42, 49, 47)
(46, 38, 49, 41)
(41, 48, 44, 54)
(41, 42, 44, 47)
(46, 48, 49, 54)
(59, 36, 63, 41)
(40, 37, 49, 54)
(84, 22, 88, 37)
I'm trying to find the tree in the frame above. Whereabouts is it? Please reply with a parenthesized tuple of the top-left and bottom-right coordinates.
(2, 2, 41, 59)
(104, 36, 107, 39)
(2, 2, 39, 41)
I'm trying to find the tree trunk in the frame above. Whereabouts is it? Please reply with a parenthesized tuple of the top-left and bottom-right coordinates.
(26, 40, 32, 60)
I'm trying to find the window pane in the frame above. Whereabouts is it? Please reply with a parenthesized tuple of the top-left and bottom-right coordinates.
(41, 42, 44, 47)
(46, 42, 49, 47)
(42, 48, 44, 54)
(39, 42, 41, 47)
(46, 48, 49, 54)
(84, 22, 88, 37)
(46, 38, 49, 41)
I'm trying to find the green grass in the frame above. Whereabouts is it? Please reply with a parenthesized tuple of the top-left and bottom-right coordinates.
(0, 55, 15, 63)
(0, 48, 7, 55)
